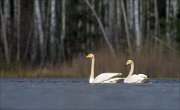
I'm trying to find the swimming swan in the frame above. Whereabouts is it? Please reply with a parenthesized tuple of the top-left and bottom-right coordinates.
(124, 60, 148, 83)
(86, 53, 123, 83)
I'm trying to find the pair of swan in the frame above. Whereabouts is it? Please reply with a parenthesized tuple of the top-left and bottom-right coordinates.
(86, 53, 148, 83)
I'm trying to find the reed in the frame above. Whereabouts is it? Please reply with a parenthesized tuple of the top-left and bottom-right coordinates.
(0, 47, 180, 78)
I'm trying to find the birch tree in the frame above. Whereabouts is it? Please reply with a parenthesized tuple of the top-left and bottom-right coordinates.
(134, 0, 142, 52)
(60, 0, 66, 60)
(139, 0, 144, 39)
(50, 0, 56, 62)
(0, 0, 10, 64)
(90, 0, 95, 35)
(165, 0, 178, 47)
(171, 0, 178, 42)
(103, 0, 108, 34)
(145, 0, 151, 41)
(121, 0, 132, 55)
(4, 0, 11, 35)
(108, 0, 115, 44)
(154, 0, 160, 36)
(14, 0, 21, 61)
(115, 0, 121, 50)
(34, 0, 45, 62)
(127, 0, 134, 32)
(166, 0, 171, 46)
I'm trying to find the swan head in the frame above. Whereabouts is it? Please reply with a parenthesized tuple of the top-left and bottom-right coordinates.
(86, 53, 94, 59)
(126, 59, 133, 65)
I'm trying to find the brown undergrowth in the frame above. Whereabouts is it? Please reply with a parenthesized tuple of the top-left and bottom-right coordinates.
(0, 47, 180, 78)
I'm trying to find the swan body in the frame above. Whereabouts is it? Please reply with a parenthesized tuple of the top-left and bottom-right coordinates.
(86, 53, 122, 83)
(92, 73, 122, 83)
(124, 74, 148, 83)
(102, 77, 124, 83)
(124, 60, 148, 83)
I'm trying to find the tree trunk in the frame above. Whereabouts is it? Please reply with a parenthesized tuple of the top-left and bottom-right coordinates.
(171, 0, 178, 40)
(44, 0, 51, 61)
(60, 0, 66, 61)
(90, 0, 95, 40)
(14, 0, 21, 61)
(108, 0, 115, 44)
(50, 0, 56, 63)
(128, 0, 134, 32)
(34, 0, 45, 63)
(166, 0, 171, 47)
(103, 0, 108, 34)
(154, 0, 160, 39)
(0, 0, 10, 64)
(134, 0, 141, 52)
(139, 0, 144, 41)
(115, 0, 121, 50)
(121, 0, 132, 55)
(145, 1, 150, 42)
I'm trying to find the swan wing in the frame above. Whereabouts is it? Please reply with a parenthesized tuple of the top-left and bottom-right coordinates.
(124, 74, 148, 83)
(102, 77, 125, 83)
(93, 73, 122, 83)
(138, 74, 148, 78)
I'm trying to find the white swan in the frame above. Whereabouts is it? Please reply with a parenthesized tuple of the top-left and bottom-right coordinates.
(124, 59, 148, 83)
(86, 53, 123, 83)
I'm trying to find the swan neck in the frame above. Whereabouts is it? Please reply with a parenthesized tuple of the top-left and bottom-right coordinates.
(127, 62, 134, 77)
(89, 57, 95, 83)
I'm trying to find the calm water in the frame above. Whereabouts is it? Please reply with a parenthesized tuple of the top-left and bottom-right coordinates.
(0, 78, 179, 110)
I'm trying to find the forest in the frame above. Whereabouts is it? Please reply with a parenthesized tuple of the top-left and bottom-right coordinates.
(0, 0, 180, 78)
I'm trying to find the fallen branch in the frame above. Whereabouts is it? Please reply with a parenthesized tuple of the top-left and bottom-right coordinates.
(85, 0, 116, 57)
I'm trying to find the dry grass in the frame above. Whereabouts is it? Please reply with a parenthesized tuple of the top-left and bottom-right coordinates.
(0, 47, 180, 78)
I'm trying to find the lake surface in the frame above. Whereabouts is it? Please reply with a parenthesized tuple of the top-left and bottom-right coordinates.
(0, 78, 179, 110)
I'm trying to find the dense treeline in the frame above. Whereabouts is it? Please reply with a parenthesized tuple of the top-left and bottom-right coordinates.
(0, 0, 180, 77)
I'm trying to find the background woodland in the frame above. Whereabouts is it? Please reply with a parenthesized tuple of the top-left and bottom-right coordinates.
(0, 0, 180, 77)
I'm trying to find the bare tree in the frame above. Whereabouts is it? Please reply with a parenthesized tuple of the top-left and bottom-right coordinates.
(103, 0, 108, 34)
(50, 0, 56, 62)
(134, 0, 142, 52)
(115, 0, 121, 50)
(145, 0, 151, 42)
(0, 0, 10, 64)
(90, 0, 95, 37)
(34, 0, 45, 63)
(166, 0, 171, 46)
(154, 0, 160, 40)
(171, 0, 178, 41)
(121, 0, 132, 55)
(60, 0, 66, 60)
(139, 0, 144, 39)
(165, 0, 177, 47)
(14, 0, 21, 61)
(44, 0, 51, 61)
(127, 0, 134, 32)
(108, 0, 115, 44)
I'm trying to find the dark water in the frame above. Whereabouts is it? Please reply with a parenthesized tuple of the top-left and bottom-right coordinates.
(0, 78, 179, 110)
